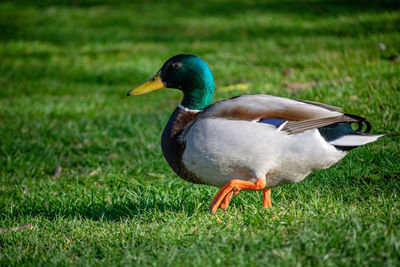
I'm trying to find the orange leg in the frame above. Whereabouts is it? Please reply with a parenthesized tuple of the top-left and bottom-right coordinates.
(218, 190, 239, 211)
(209, 178, 266, 214)
(263, 188, 272, 208)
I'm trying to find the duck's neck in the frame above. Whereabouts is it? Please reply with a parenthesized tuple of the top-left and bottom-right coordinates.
(181, 90, 213, 110)
(180, 71, 214, 110)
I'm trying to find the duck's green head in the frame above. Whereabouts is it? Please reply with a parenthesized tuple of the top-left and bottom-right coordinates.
(127, 54, 214, 110)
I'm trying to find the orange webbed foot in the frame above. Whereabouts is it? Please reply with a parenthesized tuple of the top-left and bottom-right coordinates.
(218, 189, 240, 211)
(209, 178, 267, 214)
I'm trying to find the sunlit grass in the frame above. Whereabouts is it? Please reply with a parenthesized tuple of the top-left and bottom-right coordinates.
(1, 0, 400, 266)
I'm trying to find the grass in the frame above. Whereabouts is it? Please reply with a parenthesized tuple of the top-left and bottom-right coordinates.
(1, 0, 400, 265)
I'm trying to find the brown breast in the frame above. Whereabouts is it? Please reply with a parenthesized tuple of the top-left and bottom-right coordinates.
(161, 107, 205, 184)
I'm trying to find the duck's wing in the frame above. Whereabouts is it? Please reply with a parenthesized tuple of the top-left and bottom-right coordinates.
(199, 94, 347, 130)
(293, 99, 343, 112)
(196, 94, 375, 136)
(202, 95, 342, 121)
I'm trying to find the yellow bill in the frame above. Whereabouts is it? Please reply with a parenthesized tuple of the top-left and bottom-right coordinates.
(127, 74, 165, 96)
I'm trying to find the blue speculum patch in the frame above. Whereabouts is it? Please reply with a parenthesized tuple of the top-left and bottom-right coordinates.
(258, 119, 355, 142)
(258, 118, 286, 127)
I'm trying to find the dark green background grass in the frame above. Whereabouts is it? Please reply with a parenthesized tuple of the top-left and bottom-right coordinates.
(1, 0, 400, 265)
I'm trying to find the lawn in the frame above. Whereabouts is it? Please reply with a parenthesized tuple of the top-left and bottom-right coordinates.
(1, 0, 400, 265)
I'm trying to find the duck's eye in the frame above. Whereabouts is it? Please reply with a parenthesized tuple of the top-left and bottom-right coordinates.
(172, 62, 182, 70)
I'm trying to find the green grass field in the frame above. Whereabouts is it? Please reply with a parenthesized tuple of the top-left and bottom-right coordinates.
(1, 0, 400, 265)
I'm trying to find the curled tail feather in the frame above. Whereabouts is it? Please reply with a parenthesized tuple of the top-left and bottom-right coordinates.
(318, 114, 383, 151)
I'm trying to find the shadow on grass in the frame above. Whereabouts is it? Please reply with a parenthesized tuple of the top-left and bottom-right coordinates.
(6, 180, 211, 222)
(66, 198, 197, 221)
(35, 194, 206, 222)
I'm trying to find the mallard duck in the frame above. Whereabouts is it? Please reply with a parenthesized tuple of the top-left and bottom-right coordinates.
(127, 54, 383, 214)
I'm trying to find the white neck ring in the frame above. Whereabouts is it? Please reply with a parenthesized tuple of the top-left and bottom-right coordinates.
(178, 103, 203, 112)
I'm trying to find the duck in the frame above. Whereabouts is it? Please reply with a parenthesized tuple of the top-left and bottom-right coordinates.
(127, 54, 383, 214)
